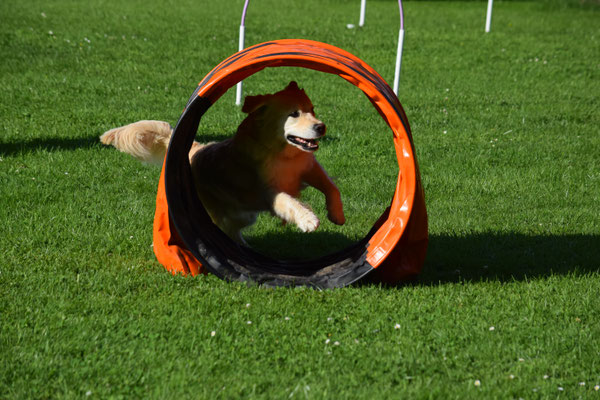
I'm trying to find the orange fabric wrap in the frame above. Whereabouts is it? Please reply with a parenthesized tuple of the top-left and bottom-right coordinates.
(153, 159, 203, 276)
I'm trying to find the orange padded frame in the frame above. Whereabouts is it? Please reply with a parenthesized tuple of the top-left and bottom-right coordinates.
(152, 39, 428, 284)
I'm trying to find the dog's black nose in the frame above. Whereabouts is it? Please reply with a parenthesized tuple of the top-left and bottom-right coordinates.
(314, 123, 326, 136)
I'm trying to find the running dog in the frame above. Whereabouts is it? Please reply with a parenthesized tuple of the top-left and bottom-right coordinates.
(100, 81, 345, 243)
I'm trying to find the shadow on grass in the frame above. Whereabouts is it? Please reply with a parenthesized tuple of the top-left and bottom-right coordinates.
(0, 133, 233, 157)
(245, 230, 357, 261)
(0, 136, 101, 156)
(236, 230, 600, 285)
(417, 233, 600, 285)
(243, 230, 600, 285)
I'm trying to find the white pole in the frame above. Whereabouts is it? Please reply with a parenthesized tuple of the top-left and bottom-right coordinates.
(359, 0, 366, 27)
(393, 28, 404, 95)
(485, 0, 493, 33)
(235, 24, 245, 106)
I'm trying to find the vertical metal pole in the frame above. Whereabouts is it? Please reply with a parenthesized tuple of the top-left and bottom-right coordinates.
(359, 0, 366, 27)
(485, 0, 493, 33)
(236, 0, 250, 105)
(393, 29, 404, 95)
(393, 0, 404, 95)
(235, 24, 245, 105)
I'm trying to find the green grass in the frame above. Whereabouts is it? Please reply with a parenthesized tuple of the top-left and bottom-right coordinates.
(1, 0, 599, 398)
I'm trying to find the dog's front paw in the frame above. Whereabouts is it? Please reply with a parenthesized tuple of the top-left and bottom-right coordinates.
(326, 197, 345, 225)
(296, 211, 320, 233)
(327, 208, 346, 226)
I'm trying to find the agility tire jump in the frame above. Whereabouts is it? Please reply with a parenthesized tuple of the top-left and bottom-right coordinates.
(152, 39, 428, 288)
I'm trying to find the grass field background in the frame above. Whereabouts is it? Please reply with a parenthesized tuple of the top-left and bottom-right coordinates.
(1, 0, 599, 398)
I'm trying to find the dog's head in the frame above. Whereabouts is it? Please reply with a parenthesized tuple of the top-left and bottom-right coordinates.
(241, 81, 326, 152)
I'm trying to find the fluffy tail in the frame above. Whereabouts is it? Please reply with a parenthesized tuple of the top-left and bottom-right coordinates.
(100, 120, 173, 165)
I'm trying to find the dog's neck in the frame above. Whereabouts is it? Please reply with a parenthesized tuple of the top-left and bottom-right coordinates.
(233, 117, 289, 157)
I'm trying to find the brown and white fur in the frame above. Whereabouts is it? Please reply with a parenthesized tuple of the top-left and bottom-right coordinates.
(100, 81, 345, 244)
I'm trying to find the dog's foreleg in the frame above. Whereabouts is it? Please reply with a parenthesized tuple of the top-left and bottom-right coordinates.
(272, 193, 319, 232)
(303, 161, 345, 226)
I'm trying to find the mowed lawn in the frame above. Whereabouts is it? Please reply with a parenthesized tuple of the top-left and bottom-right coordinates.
(1, 0, 599, 398)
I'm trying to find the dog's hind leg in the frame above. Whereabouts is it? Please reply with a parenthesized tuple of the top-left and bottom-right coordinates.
(271, 193, 319, 233)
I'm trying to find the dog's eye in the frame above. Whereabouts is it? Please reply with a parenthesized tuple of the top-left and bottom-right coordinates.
(288, 110, 300, 118)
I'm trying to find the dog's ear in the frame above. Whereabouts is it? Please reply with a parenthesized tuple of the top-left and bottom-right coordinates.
(242, 95, 266, 113)
(285, 81, 300, 91)
(242, 95, 269, 114)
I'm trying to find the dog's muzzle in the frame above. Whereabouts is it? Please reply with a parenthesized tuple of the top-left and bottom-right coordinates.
(286, 123, 326, 152)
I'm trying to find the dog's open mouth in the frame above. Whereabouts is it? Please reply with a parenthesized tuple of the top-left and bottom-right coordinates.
(286, 135, 320, 151)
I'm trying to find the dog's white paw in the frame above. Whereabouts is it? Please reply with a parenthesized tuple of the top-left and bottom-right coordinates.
(296, 211, 320, 233)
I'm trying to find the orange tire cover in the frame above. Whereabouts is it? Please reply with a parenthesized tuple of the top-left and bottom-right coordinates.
(152, 39, 428, 285)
